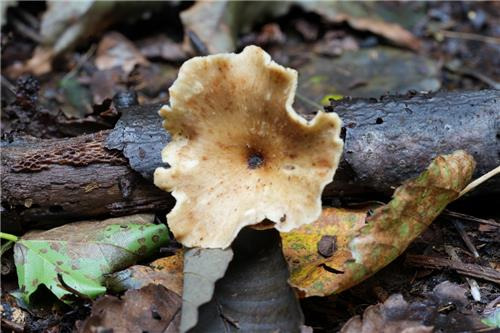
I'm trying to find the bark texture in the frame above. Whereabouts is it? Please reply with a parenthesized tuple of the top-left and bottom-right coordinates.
(2, 90, 499, 232)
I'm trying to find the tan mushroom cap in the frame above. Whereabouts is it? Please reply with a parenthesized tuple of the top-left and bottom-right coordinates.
(154, 45, 343, 248)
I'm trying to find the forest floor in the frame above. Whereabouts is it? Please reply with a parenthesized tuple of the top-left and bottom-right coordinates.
(1, 1, 499, 332)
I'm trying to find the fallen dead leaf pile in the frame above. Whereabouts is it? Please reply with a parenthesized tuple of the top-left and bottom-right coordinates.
(340, 281, 489, 332)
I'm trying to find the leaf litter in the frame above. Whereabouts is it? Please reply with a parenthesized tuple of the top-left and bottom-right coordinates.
(2, 1, 499, 332)
(340, 281, 490, 332)
(95, 31, 149, 74)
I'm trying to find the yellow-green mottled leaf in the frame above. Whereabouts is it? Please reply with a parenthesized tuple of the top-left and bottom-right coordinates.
(14, 214, 168, 303)
(282, 207, 367, 296)
(282, 150, 475, 297)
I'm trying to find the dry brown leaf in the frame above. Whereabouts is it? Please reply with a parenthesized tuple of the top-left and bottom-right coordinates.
(345, 16, 420, 50)
(180, 1, 233, 54)
(137, 34, 188, 62)
(95, 32, 149, 74)
(23, 47, 54, 76)
(342, 282, 488, 332)
(77, 284, 181, 333)
(89, 67, 127, 105)
(340, 294, 433, 333)
(300, 2, 421, 50)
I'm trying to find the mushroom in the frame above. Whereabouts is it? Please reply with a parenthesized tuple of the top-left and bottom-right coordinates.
(154, 45, 343, 248)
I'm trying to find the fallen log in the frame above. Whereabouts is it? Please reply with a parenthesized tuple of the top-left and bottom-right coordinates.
(1, 90, 499, 232)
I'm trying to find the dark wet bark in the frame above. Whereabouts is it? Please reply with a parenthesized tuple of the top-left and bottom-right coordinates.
(329, 89, 499, 197)
(1, 126, 174, 233)
(2, 90, 499, 232)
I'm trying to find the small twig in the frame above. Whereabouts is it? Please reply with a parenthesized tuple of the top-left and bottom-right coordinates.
(17, 9, 39, 30)
(11, 17, 43, 43)
(1, 318, 24, 333)
(1, 75, 17, 94)
(464, 71, 500, 90)
(443, 210, 500, 228)
(458, 165, 500, 198)
(62, 44, 97, 81)
(345, 200, 386, 208)
(187, 30, 209, 56)
(475, 328, 500, 333)
(439, 30, 500, 45)
(216, 298, 240, 330)
(451, 219, 480, 258)
(444, 246, 481, 301)
(405, 254, 500, 284)
(444, 63, 500, 90)
(296, 92, 323, 110)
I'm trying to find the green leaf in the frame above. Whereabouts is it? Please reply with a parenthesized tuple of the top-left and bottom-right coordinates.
(13, 214, 168, 303)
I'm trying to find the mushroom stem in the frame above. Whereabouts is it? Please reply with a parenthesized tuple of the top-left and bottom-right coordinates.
(190, 228, 304, 332)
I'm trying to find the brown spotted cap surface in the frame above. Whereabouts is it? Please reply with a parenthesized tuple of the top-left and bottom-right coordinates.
(154, 46, 343, 248)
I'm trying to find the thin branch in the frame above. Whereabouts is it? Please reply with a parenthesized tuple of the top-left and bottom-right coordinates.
(216, 298, 240, 330)
(405, 254, 500, 284)
(296, 92, 323, 110)
(11, 17, 43, 43)
(459, 165, 500, 198)
(443, 210, 500, 227)
(17, 9, 40, 30)
(444, 245, 481, 301)
(1, 74, 17, 94)
(62, 44, 97, 81)
(440, 30, 500, 45)
(451, 220, 480, 258)
(57, 274, 93, 301)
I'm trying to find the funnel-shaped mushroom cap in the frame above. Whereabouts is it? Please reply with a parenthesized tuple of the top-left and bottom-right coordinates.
(154, 46, 343, 248)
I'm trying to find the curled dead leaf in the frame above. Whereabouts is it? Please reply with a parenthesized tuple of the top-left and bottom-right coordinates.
(282, 150, 475, 297)
(77, 284, 181, 333)
(96, 32, 149, 74)
(300, 2, 421, 50)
